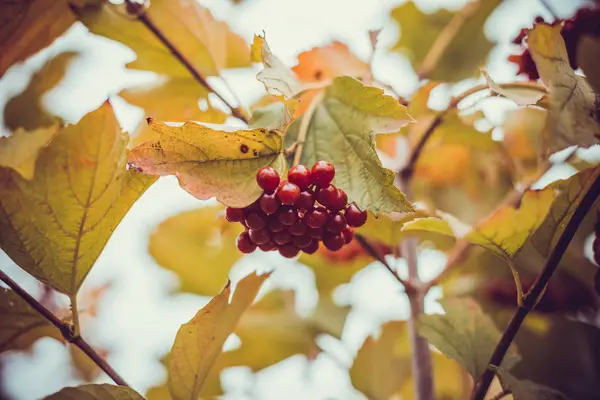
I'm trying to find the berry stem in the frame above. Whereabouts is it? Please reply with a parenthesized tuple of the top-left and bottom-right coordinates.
(293, 91, 324, 166)
(354, 234, 411, 289)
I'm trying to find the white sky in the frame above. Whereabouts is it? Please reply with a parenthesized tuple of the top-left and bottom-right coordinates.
(0, 0, 590, 399)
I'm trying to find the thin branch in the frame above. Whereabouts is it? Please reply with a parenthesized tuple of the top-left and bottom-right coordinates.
(471, 172, 600, 400)
(354, 234, 410, 289)
(490, 389, 512, 400)
(0, 269, 130, 387)
(293, 91, 323, 166)
(125, 1, 249, 124)
(418, 0, 481, 80)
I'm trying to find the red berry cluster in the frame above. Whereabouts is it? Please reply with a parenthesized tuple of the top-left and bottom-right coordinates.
(226, 161, 368, 258)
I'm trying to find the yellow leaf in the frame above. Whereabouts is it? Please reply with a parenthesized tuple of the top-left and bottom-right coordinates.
(527, 22, 600, 152)
(72, 0, 250, 77)
(168, 272, 269, 400)
(0, 0, 75, 75)
(402, 217, 455, 238)
(43, 384, 144, 400)
(465, 187, 555, 259)
(149, 206, 242, 296)
(0, 288, 63, 353)
(285, 77, 414, 214)
(128, 120, 286, 208)
(0, 102, 157, 295)
(4, 52, 77, 132)
(0, 125, 60, 179)
(120, 78, 227, 147)
(391, 0, 501, 81)
(577, 35, 600, 95)
(252, 34, 304, 99)
(350, 321, 411, 400)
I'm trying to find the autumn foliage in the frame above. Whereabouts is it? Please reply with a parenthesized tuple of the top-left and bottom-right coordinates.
(1, 1, 600, 400)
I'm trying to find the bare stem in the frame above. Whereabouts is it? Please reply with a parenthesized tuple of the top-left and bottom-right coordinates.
(355, 234, 410, 289)
(126, 1, 249, 124)
(0, 269, 130, 387)
(293, 91, 323, 166)
(471, 173, 600, 399)
(70, 294, 80, 337)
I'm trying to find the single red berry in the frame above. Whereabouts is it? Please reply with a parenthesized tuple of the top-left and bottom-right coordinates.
(329, 189, 348, 212)
(278, 207, 298, 226)
(273, 231, 292, 245)
(289, 220, 307, 236)
(327, 213, 347, 234)
(317, 185, 338, 208)
(345, 203, 367, 227)
(279, 244, 300, 258)
(237, 231, 257, 253)
(342, 226, 354, 244)
(259, 241, 277, 252)
(256, 167, 280, 193)
(277, 181, 301, 206)
(304, 207, 328, 228)
(303, 239, 319, 255)
(288, 165, 312, 190)
(323, 234, 344, 251)
(296, 190, 315, 210)
(292, 235, 313, 249)
(259, 193, 279, 215)
(245, 212, 267, 230)
(268, 215, 285, 232)
(311, 161, 335, 187)
(225, 207, 245, 222)
(307, 227, 324, 239)
(243, 200, 260, 215)
(249, 228, 270, 245)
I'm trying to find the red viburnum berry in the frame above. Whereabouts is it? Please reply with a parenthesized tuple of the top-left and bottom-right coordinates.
(245, 211, 267, 230)
(249, 228, 270, 245)
(327, 213, 347, 234)
(311, 161, 335, 187)
(278, 207, 298, 226)
(296, 190, 315, 210)
(345, 203, 367, 227)
(279, 244, 300, 258)
(237, 231, 257, 253)
(292, 235, 313, 249)
(259, 193, 279, 215)
(268, 215, 285, 232)
(305, 206, 328, 228)
(225, 207, 245, 223)
(289, 220, 307, 236)
(329, 189, 348, 212)
(317, 185, 338, 208)
(323, 234, 344, 251)
(256, 167, 280, 193)
(288, 165, 312, 191)
(273, 231, 292, 246)
(342, 226, 354, 244)
(277, 181, 301, 206)
(303, 239, 319, 254)
(307, 227, 324, 239)
(259, 241, 277, 252)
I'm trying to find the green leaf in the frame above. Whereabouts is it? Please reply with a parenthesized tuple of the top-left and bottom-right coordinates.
(285, 76, 414, 214)
(350, 321, 411, 400)
(0, 0, 75, 76)
(390, 0, 501, 81)
(4, 52, 77, 132)
(0, 125, 60, 180)
(418, 297, 521, 379)
(532, 166, 600, 257)
(43, 384, 144, 400)
(0, 288, 63, 353)
(149, 206, 243, 296)
(0, 102, 157, 295)
(501, 373, 568, 400)
(527, 22, 600, 152)
(168, 272, 269, 400)
(127, 119, 286, 208)
(72, 0, 250, 77)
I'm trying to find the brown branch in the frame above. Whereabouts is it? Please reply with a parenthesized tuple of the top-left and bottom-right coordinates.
(0, 269, 130, 387)
(490, 389, 512, 400)
(354, 234, 411, 289)
(125, 1, 249, 124)
(471, 172, 600, 399)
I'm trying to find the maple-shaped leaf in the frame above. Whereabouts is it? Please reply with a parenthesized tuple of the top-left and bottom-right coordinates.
(0, 102, 156, 295)
(251, 34, 304, 99)
(482, 70, 546, 106)
(149, 205, 242, 297)
(285, 76, 414, 214)
(0, 0, 75, 76)
(72, 0, 250, 77)
(527, 22, 600, 153)
(0, 125, 59, 180)
(390, 0, 501, 81)
(168, 272, 269, 400)
(532, 166, 600, 257)
(350, 321, 411, 400)
(0, 288, 63, 353)
(128, 119, 286, 208)
(43, 384, 144, 400)
(4, 52, 77, 132)
(418, 297, 521, 379)
(120, 78, 227, 147)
